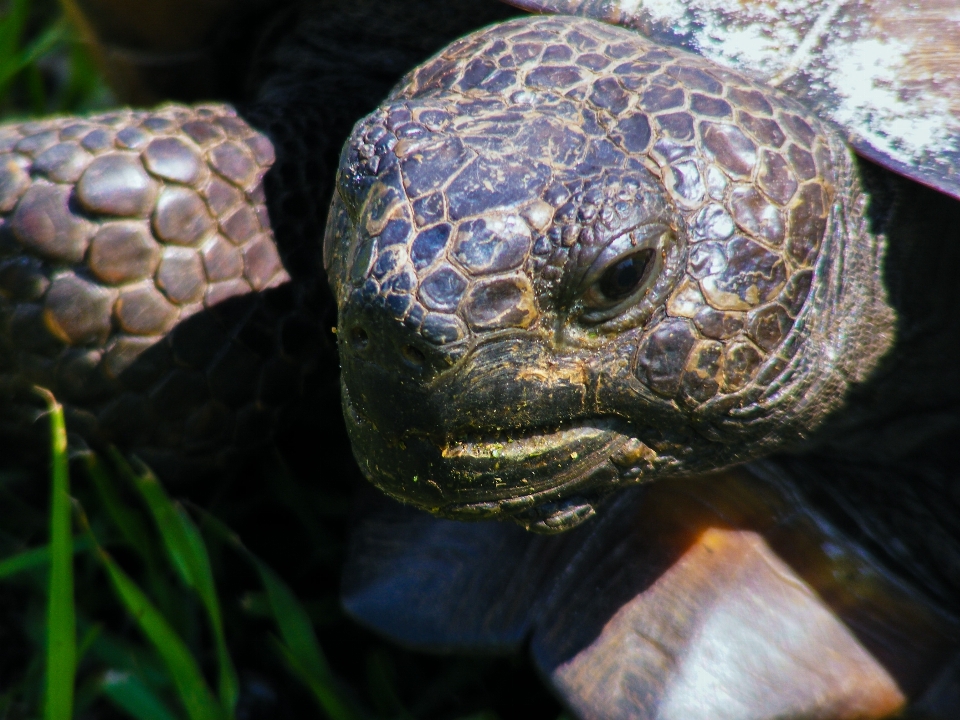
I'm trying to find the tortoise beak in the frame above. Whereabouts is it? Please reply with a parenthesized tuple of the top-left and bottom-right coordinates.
(338, 327, 661, 531)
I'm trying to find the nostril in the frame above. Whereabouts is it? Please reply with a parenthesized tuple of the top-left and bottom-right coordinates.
(350, 326, 369, 349)
(401, 345, 426, 367)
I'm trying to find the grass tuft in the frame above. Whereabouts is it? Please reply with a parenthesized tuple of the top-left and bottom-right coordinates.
(0, 0, 111, 117)
(75, 501, 225, 720)
(191, 506, 366, 720)
(110, 452, 239, 718)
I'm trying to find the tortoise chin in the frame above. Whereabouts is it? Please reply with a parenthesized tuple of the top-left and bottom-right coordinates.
(342, 381, 654, 532)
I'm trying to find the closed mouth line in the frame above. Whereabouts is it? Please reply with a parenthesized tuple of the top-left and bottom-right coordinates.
(442, 422, 612, 461)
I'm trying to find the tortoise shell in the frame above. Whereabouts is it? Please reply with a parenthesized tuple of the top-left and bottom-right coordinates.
(505, 0, 960, 200)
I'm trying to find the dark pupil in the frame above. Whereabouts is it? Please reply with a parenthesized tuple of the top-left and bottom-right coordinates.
(598, 250, 653, 300)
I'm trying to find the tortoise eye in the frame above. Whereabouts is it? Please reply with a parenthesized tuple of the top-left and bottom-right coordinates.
(597, 249, 654, 301)
(577, 227, 673, 325)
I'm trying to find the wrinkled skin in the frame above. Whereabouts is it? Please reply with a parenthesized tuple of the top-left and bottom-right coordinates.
(325, 15, 894, 532)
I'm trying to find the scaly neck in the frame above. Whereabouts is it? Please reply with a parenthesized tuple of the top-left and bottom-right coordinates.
(808, 157, 960, 462)
(787, 157, 960, 609)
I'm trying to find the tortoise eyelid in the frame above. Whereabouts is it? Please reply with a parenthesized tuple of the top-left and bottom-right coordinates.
(574, 234, 674, 326)
(578, 221, 672, 292)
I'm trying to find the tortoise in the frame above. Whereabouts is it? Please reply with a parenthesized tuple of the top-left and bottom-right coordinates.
(328, 1, 960, 717)
(0, 0, 958, 717)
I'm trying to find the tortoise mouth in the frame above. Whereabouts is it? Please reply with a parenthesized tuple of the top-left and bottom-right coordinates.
(442, 422, 615, 469)
(437, 420, 624, 509)
(342, 387, 651, 529)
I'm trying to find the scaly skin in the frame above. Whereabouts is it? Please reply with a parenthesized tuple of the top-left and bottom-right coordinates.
(326, 15, 895, 532)
(0, 105, 304, 476)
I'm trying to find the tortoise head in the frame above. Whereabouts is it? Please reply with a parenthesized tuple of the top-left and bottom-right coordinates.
(324, 15, 894, 532)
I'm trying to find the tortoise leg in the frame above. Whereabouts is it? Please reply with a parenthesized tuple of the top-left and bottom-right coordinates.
(341, 483, 583, 652)
(0, 106, 316, 478)
(342, 466, 960, 719)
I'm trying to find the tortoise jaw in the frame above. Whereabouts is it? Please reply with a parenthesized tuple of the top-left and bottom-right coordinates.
(441, 422, 617, 469)
(343, 388, 657, 531)
(437, 422, 666, 531)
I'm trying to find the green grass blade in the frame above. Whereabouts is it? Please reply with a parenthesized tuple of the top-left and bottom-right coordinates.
(0, 17, 66, 103)
(0, 545, 52, 578)
(77, 623, 102, 665)
(0, 537, 91, 579)
(111, 451, 238, 717)
(87, 630, 171, 692)
(96, 546, 223, 720)
(109, 452, 195, 585)
(178, 504, 238, 716)
(101, 670, 179, 720)
(270, 637, 365, 720)
(77, 507, 224, 720)
(5, 20, 66, 82)
(0, 0, 29, 64)
(365, 650, 409, 718)
(83, 454, 176, 618)
(17, 20, 67, 68)
(38, 388, 75, 720)
(192, 507, 365, 720)
(254, 561, 335, 692)
(83, 454, 157, 565)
